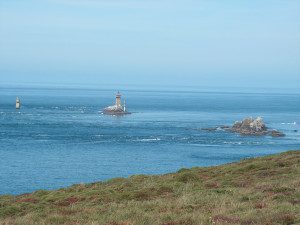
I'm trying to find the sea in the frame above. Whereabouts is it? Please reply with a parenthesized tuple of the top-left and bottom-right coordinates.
(0, 84, 300, 195)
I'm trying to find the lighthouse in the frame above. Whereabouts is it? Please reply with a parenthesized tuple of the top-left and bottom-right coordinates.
(115, 91, 122, 109)
(103, 91, 131, 115)
(16, 97, 20, 109)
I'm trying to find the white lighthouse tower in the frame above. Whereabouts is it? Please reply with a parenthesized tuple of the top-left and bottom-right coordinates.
(16, 97, 21, 109)
(115, 91, 122, 109)
(103, 91, 131, 115)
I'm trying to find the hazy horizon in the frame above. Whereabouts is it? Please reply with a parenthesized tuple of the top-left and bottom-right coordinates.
(1, 0, 300, 89)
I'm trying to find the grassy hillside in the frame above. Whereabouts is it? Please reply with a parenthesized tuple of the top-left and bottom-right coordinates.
(0, 151, 299, 225)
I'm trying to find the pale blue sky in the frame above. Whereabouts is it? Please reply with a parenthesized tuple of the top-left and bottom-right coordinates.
(0, 0, 299, 88)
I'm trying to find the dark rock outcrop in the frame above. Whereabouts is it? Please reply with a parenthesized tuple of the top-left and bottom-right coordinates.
(220, 125, 231, 129)
(270, 130, 285, 137)
(231, 117, 268, 136)
(201, 127, 218, 131)
(201, 125, 231, 132)
(201, 117, 285, 137)
(230, 117, 285, 137)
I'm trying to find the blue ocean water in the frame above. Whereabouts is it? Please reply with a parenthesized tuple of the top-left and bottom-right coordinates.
(0, 85, 300, 195)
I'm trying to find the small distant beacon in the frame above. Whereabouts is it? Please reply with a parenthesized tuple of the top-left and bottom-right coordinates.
(16, 97, 21, 109)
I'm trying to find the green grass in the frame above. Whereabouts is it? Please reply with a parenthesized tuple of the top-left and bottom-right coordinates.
(0, 150, 299, 225)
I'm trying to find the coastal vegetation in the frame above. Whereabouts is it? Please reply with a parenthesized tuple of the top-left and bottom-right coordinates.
(0, 151, 299, 225)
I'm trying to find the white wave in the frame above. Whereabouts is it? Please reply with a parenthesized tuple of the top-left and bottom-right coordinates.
(281, 122, 297, 125)
(224, 141, 243, 145)
(36, 134, 49, 137)
(138, 138, 161, 142)
(191, 144, 220, 147)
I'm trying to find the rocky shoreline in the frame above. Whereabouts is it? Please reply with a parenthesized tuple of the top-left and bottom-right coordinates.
(202, 117, 285, 137)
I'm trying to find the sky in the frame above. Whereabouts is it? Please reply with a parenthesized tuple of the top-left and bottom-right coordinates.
(0, 0, 300, 89)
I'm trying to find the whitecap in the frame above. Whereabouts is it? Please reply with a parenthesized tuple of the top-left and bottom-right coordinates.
(138, 138, 161, 142)
(224, 141, 243, 145)
(281, 122, 297, 125)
